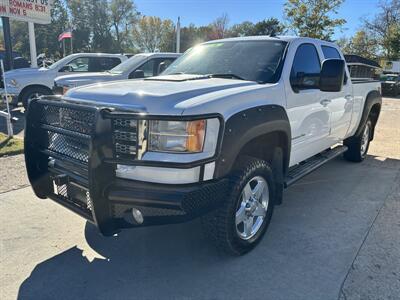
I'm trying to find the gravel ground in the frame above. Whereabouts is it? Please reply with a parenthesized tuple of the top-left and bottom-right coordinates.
(0, 155, 29, 194)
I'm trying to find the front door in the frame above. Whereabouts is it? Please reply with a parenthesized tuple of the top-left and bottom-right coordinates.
(285, 43, 332, 166)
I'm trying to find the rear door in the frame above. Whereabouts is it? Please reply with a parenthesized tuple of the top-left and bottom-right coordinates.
(320, 45, 353, 142)
(285, 42, 331, 165)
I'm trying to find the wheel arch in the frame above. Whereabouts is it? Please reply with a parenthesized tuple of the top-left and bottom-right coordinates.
(19, 84, 52, 102)
(354, 90, 382, 141)
(214, 105, 291, 180)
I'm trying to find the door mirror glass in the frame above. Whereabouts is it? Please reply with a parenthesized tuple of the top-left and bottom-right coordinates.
(129, 69, 145, 79)
(320, 59, 345, 92)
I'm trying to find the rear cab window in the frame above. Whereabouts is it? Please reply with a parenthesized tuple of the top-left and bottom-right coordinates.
(322, 45, 347, 84)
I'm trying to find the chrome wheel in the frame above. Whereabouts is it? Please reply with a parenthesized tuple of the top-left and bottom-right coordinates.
(360, 122, 370, 157)
(235, 176, 269, 240)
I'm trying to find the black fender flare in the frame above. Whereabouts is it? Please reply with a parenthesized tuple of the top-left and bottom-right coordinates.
(214, 105, 291, 179)
(353, 90, 382, 139)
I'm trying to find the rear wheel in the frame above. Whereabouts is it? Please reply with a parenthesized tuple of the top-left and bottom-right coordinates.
(344, 119, 372, 162)
(202, 157, 275, 255)
(21, 86, 52, 110)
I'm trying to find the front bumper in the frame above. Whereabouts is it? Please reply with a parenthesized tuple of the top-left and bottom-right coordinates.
(25, 97, 228, 236)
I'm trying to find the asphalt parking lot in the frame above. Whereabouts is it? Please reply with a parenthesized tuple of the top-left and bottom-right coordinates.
(0, 98, 399, 300)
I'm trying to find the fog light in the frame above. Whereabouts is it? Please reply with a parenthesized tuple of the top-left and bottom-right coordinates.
(132, 208, 144, 224)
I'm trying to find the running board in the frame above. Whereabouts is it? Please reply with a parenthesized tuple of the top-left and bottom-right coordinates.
(284, 145, 348, 188)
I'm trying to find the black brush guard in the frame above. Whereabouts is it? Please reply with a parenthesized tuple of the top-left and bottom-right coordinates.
(25, 98, 228, 236)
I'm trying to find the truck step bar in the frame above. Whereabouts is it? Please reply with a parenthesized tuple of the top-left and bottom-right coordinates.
(284, 145, 348, 188)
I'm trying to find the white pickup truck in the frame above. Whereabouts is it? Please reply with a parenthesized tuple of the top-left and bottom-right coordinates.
(53, 53, 181, 95)
(25, 36, 381, 255)
(1, 53, 127, 108)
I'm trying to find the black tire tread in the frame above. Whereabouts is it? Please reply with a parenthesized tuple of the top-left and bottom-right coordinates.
(202, 156, 275, 256)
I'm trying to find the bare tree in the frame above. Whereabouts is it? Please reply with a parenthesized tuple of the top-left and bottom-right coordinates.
(364, 0, 400, 59)
(210, 13, 230, 40)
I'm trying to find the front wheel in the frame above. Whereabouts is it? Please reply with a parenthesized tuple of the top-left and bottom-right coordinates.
(202, 157, 275, 255)
(344, 119, 372, 162)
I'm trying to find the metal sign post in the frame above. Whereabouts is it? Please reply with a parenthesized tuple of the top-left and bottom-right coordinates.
(1, 16, 13, 70)
(1, 0, 52, 69)
(28, 22, 38, 68)
(0, 60, 14, 137)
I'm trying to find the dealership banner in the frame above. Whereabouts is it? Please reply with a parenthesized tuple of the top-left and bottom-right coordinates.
(0, 0, 52, 24)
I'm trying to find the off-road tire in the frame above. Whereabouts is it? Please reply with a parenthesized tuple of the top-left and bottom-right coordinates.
(201, 157, 275, 256)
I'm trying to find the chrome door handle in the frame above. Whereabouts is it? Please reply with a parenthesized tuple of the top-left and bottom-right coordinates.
(345, 95, 353, 101)
(320, 99, 331, 106)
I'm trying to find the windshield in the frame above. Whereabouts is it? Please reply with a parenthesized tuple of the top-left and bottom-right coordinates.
(47, 56, 74, 70)
(381, 75, 398, 81)
(163, 40, 288, 83)
(109, 55, 147, 74)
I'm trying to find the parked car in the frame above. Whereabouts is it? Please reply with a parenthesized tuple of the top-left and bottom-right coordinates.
(383, 60, 400, 74)
(53, 53, 180, 95)
(25, 36, 381, 255)
(1, 53, 127, 108)
(380, 73, 400, 96)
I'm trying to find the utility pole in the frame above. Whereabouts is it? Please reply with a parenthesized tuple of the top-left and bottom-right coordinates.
(1, 17, 13, 70)
(176, 17, 181, 53)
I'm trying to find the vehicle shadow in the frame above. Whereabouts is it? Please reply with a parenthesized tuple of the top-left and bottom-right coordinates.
(0, 105, 25, 136)
(16, 156, 400, 300)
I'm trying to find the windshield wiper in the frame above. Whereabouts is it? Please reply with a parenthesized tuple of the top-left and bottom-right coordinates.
(207, 73, 247, 81)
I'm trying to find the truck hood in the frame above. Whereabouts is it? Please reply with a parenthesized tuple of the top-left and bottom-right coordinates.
(56, 72, 119, 86)
(65, 74, 258, 115)
(5, 67, 44, 78)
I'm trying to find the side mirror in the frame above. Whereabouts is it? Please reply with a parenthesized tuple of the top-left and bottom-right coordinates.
(129, 69, 145, 79)
(157, 62, 168, 75)
(320, 59, 345, 92)
(59, 65, 73, 72)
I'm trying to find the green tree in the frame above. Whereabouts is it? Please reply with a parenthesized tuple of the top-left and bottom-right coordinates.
(284, 0, 346, 40)
(180, 24, 213, 51)
(132, 16, 174, 52)
(364, 0, 400, 60)
(11, 0, 68, 58)
(110, 0, 138, 53)
(253, 18, 285, 36)
(90, 0, 114, 52)
(336, 31, 379, 60)
(229, 21, 255, 37)
(68, 0, 92, 52)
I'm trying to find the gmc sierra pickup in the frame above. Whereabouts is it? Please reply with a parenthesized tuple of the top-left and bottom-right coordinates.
(25, 36, 381, 255)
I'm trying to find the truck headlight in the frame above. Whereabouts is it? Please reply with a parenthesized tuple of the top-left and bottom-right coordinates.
(149, 120, 206, 153)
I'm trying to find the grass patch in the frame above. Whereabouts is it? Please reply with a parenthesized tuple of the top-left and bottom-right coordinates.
(0, 133, 24, 157)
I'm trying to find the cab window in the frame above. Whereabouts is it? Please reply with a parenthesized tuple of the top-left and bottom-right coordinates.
(89, 57, 122, 72)
(321, 46, 341, 59)
(65, 57, 89, 72)
(290, 43, 321, 91)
